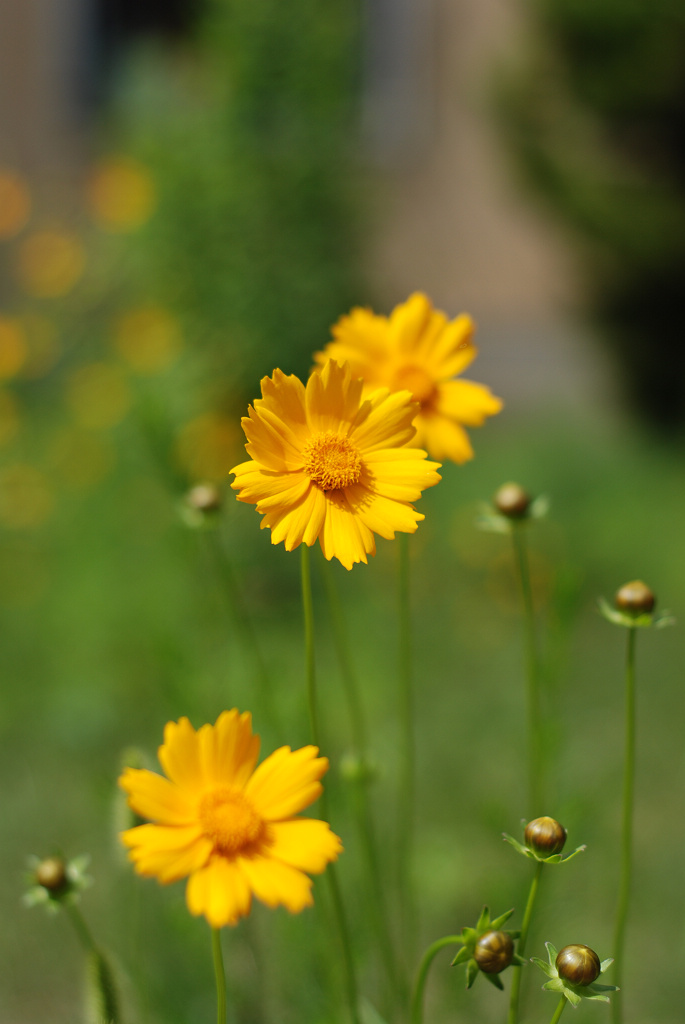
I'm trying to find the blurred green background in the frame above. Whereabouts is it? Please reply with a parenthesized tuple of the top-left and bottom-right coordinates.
(1, 1, 685, 1022)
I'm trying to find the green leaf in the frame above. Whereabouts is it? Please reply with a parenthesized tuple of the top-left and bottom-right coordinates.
(465, 959, 479, 989)
(451, 946, 471, 967)
(461, 927, 476, 947)
(475, 906, 491, 933)
(558, 844, 587, 863)
(490, 908, 515, 930)
(564, 988, 582, 1007)
(530, 494, 550, 519)
(545, 942, 558, 966)
(484, 971, 505, 991)
(475, 511, 511, 535)
(599, 959, 614, 974)
(503, 834, 531, 858)
(542, 979, 564, 993)
(588, 983, 618, 994)
(531, 957, 557, 980)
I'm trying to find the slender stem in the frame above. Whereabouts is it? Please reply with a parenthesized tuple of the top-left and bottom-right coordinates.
(410, 936, 462, 1024)
(300, 545, 360, 1024)
(549, 995, 567, 1024)
(511, 524, 542, 815)
(321, 556, 405, 1012)
(212, 928, 227, 1024)
(612, 626, 636, 1024)
(64, 902, 97, 953)
(508, 861, 544, 1024)
(397, 533, 417, 956)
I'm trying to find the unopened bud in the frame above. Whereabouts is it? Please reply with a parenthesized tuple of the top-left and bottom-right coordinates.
(493, 482, 531, 519)
(614, 580, 655, 616)
(186, 483, 222, 513)
(556, 944, 601, 986)
(474, 930, 514, 974)
(524, 816, 567, 856)
(36, 857, 68, 894)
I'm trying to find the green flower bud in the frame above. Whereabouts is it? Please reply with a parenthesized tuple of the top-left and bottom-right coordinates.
(493, 482, 531, 519)
(524, 817, 567, 856)
(614, 580, 655, 616)
(556, 944, 601, 986)
(35, 856, 68, 894)
(474, 930, 514, 974)
(186, 483, 222, 513)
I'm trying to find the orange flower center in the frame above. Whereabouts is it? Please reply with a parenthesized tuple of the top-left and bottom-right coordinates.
(302, 431, 362, 490)
(393, 365, 437, 407)
(199, 788, 265, 856)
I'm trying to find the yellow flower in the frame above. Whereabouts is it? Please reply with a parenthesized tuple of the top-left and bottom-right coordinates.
(314, 292, 503, 464)
(230, 360, 441, 569)
(119, 711, 342, 928)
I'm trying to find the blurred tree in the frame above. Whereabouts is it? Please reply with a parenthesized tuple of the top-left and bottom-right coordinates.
(496, 0, 685, 428)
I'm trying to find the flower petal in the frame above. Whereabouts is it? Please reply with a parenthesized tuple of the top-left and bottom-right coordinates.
(345, 484, 425, 539)
(238, 853, 314, 913)
(259, 481, 326, 552)
(186, 856, 252, 927)
(319, 490, 376, 569)
(420, 412, 475, 463)
(230, 463, 311, 511)
(256, 369, 309, 444)
(243, 404, 305, 472)
(388, 292, 433, 352)
(157, 717, 206, 793)
(436, 380, 503, 426)
(119, 767, 196, 825)
(349, 389, 417, 452)
(122, 824, 212, 883)
(360, 451, 441, 501)
(305, 360, 364, 434)
(245, 745, 328, 820)
(200, 709, 260, 789)
(268, 819, 342, 873)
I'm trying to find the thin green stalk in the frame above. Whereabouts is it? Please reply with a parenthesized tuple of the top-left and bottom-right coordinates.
(321, 557, 405, 1012)
(612, 626, 636, 1024)
(410, 936, 462, 1024)
(300, 544, 361, 1024)
(511, 523, 542, 815)
(64, 902, 97, 952)
(508, 860, 544, 1024)
(549, 995, 567, 1024)
(397, 533, 417, 956)
(212, 927, 227, 1024)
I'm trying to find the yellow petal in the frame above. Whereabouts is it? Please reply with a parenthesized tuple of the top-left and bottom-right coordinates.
(436, 379, 503, 425)
(305, 360, 363, 434)
(349, 389, 417, 452)
(388, 292, 432, 352)
(262, 480, 326, 551)
(158, 717, 205, 793)
(122, 824, 212, 883)
(231, 464, 311, 511)
(424, 315, 477, 377)
(421, 413, 474, 463)
(346, 485, 424, 539)
(360, 451, 442, 501)
(200, 709, 261, 789)
(186, 856, 252, 927)
(256, 369, 309, 444)
(243, 404, 305, 471)
(119, 767, 195, 825)
(245, 745, 328, 820)
(319, 490, 376, 569)
(238, 853, 314, 913)
(268, 818, 342, 873)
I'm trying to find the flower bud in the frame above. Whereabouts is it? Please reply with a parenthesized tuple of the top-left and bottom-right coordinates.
(524, 816, 567, 856)
(614, 580, 655, 616)
(186, 483, 222, 513)
(474, 930, 514, 974)
(35, 856, 68, 894)
(556, 944, 601, 986)
(493, 482, 531, 519)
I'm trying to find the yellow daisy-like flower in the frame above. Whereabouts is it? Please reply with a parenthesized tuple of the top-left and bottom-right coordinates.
(230, 359, 441, 570)
(119, 711, 342, 928)
(314, 292, 503, 464)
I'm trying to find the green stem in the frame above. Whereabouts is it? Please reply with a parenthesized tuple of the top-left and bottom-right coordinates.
(300, 545, 360, 1024)
(508, 860, 544, 1024)
(64, 902, 97, 953)
(321, 557, 405, 1013)
(398, 533, 417, 956)
(212, 927, 227, 1024)
(511, 523, 542, 815)
(549, 995, 567, 1024)
(410, 936, 462, 1024)
(612, 626, 636, 1024)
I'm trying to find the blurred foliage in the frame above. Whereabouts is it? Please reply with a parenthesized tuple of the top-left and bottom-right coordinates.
(495, 0, 685, 427)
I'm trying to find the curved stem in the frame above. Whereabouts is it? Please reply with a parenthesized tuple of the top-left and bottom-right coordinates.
(300, 545, 360, 1024)
(511, 524, 542, 815)
(410, 936, 462, 1024)
(508, 861, 544, 1024)
(64, 902, 97, 953)
(321, 558, 404, 1011)
(398, 533, 417, 956)
(212, 928, 227, 1024)
(549, 995, 567, 1024)
(612, 626, 636, 1024)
